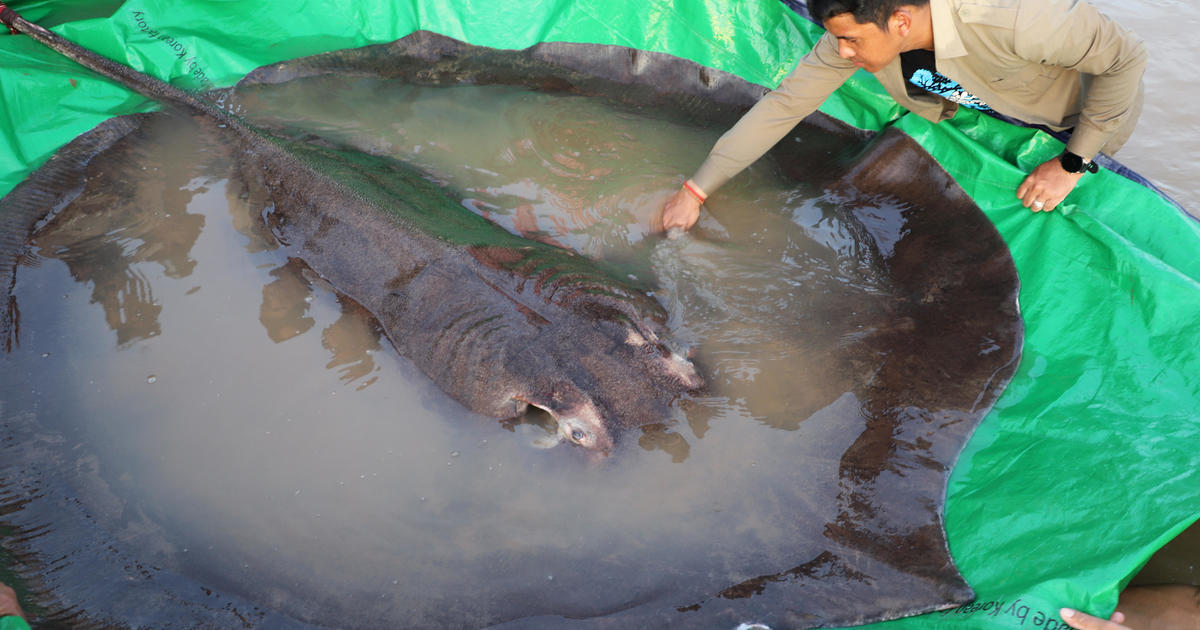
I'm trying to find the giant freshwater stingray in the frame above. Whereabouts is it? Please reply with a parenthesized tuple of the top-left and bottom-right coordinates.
(0, 8, 703, 454)
(0, 8, 1023, 630)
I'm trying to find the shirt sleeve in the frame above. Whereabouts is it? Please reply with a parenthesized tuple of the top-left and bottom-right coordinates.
(1015, 0, 1147, 160)
(691, 31, 857, 195)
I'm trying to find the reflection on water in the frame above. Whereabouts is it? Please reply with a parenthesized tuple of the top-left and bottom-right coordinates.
(258, 260, 384, 388)
(30, 149, 206, 345)
(259, 261, 318, 343)
(1, 80, 1001, 627)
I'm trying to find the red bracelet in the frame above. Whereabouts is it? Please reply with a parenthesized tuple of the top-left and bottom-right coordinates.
(682, 180, 707, 203)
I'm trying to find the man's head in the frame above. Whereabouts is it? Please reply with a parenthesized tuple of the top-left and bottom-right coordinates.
(809, 0, 931, 73)
(809, 0, 929, 30)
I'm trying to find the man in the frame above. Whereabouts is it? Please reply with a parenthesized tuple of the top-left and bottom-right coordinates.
(661, 0, 1146, 229)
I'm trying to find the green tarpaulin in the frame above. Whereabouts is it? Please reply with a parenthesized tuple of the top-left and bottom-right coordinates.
(1, 1, 1196, 628)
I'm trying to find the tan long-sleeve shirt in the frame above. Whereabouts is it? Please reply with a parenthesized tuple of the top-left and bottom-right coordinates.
(691, 0, 1147, 195)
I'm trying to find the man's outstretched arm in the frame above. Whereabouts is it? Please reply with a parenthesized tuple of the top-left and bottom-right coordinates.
(661, 32, 855, 231)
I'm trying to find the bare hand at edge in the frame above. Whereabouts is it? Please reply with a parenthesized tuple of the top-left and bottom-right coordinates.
(1060, 607, 1129, 630)
(1017, 157, 1085, 212)
(0, 582, 25, 620)
(660, 187, 702, 232)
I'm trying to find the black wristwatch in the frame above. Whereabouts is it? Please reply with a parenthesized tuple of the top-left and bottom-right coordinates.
(1060, 151, 1099, 174)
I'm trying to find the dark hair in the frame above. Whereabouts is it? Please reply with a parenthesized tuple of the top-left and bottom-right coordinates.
(808, 0, 929, 29)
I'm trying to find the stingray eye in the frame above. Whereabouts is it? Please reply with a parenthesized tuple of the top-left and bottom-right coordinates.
(571, 429, 586, 443)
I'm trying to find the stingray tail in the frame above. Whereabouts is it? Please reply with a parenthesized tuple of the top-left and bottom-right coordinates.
(0, 4, 230, 123)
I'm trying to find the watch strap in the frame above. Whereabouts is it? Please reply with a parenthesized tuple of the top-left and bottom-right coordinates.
(1060, 151, 1099, 174)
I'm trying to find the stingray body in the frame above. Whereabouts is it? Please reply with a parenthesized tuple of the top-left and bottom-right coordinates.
(0, 10, 701, 454)
(211, 112, 705, 454)
(0, 11, 1024, 630)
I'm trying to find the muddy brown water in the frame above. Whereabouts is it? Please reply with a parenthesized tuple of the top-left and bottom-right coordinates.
(2, 79, 963, 627)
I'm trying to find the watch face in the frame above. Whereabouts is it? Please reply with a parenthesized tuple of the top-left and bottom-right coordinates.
(1060, 152, 1085, 173)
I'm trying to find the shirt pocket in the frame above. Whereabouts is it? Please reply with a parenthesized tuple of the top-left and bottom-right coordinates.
(988, 62, 1064, 98)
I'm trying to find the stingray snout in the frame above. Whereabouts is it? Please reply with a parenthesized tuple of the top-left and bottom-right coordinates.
(515, 384, 614, 455)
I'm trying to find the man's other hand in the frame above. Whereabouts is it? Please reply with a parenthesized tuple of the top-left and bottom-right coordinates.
(1017, 157, 1086, 212)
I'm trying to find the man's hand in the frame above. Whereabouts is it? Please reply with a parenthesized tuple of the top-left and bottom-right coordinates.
(1017, 157, 1085, 212)
(1060, 608, 1129, 630)
(0, 582, 25, 620)
(660, 187, 702, 232)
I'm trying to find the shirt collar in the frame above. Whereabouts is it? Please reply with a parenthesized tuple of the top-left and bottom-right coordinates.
(930, 0, 967, 59)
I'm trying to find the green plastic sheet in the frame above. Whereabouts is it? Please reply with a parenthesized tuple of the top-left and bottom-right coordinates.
(0, 618, 30, 630)
(1, 1, 1196, 628)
